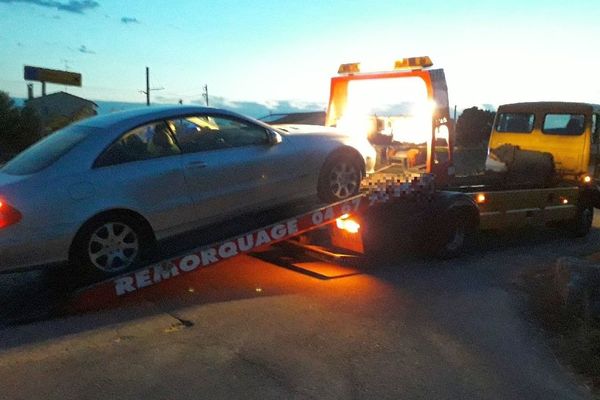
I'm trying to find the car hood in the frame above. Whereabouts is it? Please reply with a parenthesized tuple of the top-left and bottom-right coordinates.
(273, 124, 350, 139)
(273, 124, 377, 173)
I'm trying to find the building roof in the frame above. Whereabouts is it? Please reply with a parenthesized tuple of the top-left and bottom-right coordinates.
(26, 91, 98, 107)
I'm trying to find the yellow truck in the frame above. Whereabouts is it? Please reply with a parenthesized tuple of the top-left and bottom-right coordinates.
(488, 102, 600, 181)
(471, 101, 600, 233)
(324, 57, 600, 256)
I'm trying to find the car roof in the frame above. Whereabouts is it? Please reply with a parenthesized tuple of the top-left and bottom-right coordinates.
(76, 105, 244, 130)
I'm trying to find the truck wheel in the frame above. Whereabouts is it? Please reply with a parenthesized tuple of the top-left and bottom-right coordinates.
(570, 205, 594, 237)
(434, 212, 467, 258)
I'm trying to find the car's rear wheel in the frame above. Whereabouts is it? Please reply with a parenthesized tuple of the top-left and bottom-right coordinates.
(318, 155, 362, 203)
(71, 213, 152, 279)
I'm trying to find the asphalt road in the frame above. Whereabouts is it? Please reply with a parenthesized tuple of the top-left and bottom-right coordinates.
(1, 217, 599, 399)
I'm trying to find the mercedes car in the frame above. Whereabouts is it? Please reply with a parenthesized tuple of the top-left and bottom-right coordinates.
(0, 105, 374, 277)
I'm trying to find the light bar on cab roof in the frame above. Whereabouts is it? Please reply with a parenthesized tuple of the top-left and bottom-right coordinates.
(338, 62, 361, 74)
(394, 56, 433, 70)
(337, 56, 433, 75)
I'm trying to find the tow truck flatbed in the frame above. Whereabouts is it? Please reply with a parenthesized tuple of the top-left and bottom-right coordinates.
(71, 195, 367, 311)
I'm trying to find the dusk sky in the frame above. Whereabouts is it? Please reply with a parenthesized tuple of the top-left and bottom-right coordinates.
(1, 0, 599, 114)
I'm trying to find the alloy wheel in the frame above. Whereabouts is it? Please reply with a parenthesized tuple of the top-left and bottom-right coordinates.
(328, 161, 359, 199)
(87, 221, 139, 272)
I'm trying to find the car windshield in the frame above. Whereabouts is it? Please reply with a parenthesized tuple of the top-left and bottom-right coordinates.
(1, 125, 97, 175)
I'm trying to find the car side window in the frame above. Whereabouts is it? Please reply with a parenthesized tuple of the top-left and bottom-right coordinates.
(168, 115, 269, 153)
(95, 121, 181, 167)
(168, 116, 226, 153)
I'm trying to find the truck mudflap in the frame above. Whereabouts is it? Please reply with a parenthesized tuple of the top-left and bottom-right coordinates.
(586, 185, 600, 209)
(71, 195, 366, 310)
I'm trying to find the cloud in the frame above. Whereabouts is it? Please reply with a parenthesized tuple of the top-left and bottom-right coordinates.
(189, 96, 325, 118)
(120, 16, 139, 24)
(0, 0, 99, 14)
(77, 44, 95, 54)
(140, 94, 325, 118)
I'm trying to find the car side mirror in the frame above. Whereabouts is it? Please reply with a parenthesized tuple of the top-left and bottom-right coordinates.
(267, 129, 282, 145)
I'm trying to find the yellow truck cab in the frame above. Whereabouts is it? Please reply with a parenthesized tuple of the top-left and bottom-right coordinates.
(488, 102, 600, 182)
(465, 101, 600, 233)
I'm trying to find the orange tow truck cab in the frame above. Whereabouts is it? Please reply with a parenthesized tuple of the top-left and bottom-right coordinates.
(325, 56, 454, 184)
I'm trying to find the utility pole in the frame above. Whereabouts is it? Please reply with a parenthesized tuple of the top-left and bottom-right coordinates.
(202, 84, 209, 106)
(139, 66, 164, 106)
(146, 66, 150, 106)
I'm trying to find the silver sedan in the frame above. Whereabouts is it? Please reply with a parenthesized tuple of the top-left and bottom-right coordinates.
(0, 105, 372, 277)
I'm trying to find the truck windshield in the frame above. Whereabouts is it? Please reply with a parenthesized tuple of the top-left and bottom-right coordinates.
(335, 77, 431, 144)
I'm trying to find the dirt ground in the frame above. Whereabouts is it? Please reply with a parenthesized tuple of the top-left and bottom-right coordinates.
(1, 215, 600, 399)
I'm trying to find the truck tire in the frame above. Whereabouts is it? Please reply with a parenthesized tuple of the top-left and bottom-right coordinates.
(570, 205, 594, 237)
(433, 211, 468, 259)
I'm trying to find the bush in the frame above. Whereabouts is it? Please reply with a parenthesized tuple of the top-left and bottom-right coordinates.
(455, 106, 495, 147)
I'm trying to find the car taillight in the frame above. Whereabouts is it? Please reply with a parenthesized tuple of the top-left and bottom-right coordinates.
(0, 200, 22, 229)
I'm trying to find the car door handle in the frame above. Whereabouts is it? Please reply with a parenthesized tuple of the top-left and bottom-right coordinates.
(187, 161, 207, 169)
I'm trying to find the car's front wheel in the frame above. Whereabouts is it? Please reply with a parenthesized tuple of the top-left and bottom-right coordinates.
(317, 155, 362, 203)
(71, 213, 152, 279)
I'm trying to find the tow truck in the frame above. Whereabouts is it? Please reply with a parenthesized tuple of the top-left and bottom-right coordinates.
(324, 56, 600, 249)
(71, 56, 600, 310)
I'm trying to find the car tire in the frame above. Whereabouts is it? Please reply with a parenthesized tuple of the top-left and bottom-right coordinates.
(71, 213, 152, 279)
(317, 155, 362, 203)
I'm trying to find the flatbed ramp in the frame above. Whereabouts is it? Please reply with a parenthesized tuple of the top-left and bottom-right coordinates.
(71, 195, 366, 312)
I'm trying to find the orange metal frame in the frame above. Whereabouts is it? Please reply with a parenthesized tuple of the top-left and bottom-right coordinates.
(325, 69, 437, 173)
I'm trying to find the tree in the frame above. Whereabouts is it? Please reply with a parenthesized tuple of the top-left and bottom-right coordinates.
(0, 91, 20, 154)
(0, 91, 42, 158)
(18, 104, 43, 148)
(455, 106, 496, 147)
